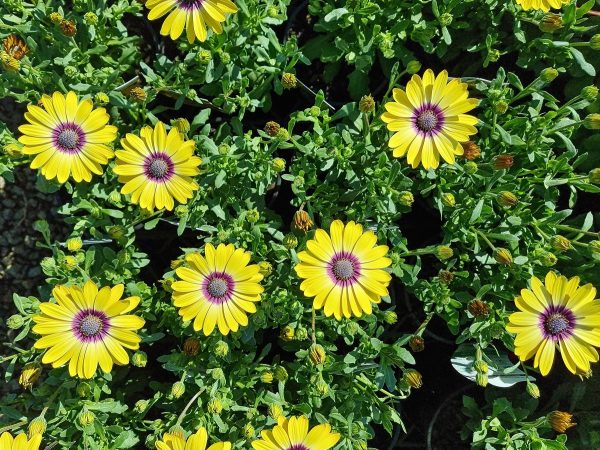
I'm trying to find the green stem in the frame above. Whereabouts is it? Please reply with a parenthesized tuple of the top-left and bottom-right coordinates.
(472, 228, 496, 251)
(0, 420, 27, 433)
(175, 388, 205, 426)
(555, 224, 599, 237)
(398, 248, 434, 257)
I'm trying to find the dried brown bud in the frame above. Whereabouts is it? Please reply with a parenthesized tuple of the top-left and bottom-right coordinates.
(408, 335, 425, 352)
(468, 299, 490, 318)
(462, 141, 481, 160)
(292, 210, 314, 233)
(494, 154, 514, 170)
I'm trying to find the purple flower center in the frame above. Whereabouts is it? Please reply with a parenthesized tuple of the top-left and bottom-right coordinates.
(53, 123, 85, 153)
(328, 252, 361, 285)
(288, 446, 309, 450)
(540, 306, 575, 340)
(144, 153, 174, 182)
(202, 272, 234, 304)
(73, 309, 109, 342)
(178, 0, 204, 9)
(413, 104, 444, 135)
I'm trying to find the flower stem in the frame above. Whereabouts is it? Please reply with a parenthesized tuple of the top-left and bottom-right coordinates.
(472, 228, 496, 251)
(176, 388, 205, 426)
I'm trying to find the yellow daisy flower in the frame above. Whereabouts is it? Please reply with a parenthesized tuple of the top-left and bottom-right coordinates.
(515, 0, 570, 11)
(0, 432, 42, 450)
(145, 0, 238, 44)
(172, 243, 264, 336)
(381, 69, 479, 170)
(506, 272, 600, 376)
(32, 281, 145, 379)
(156, 427, 231, 450)
(18, 92, 117, 184)
(294, 220, 392, 320)
(114, 121, 202, 211)
(251, 416, 340, 450)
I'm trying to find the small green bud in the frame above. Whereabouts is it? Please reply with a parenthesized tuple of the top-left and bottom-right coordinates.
(589, 240, 600, 253)
(108, 225, 126, 240)
(538, 13, 562, 33)
(211, 368, 225, 380)
(63, 255, 78, 270)
(268, 404, 284, 420)
(218, 143, 230, 155)
(551, 235, 571, 252)
(76, 382, 91, 397)
(258, 261, 273, 276)
(581, 86, 598, 102)
(383, 311, 398, 325)
(78, 409, 95, 426)
(398, 191, 414, 207)
(49, 12, 63, 24)
(276, 128, 290, 141)
(497, 191, 518, 207)
(436, 245, 454, 261)
(28, 416, 47, 438)
(309, 344, 326, 365)
(316, 379, 329, 396)
(171, 118, 190, 134)
(218, 51, 230, 63)
(493, 248, 513, 265)
(309, 106, 321, 117)
(170, 381, 185, 399)
(94, 92, 109, 105)
(132, 351, 148, 368)
(260, 371, 274, 383)
(243, 423, 255, 439)
(246, 209, 260, 223)
(589, 34, 600, 51)
(441, 193, 456, 207)
(84, 12, 98, 25)
(540, 68, 559, 83)
(526, 382, 541, 399)
(281, 72, 297, 89)
(134, 399, 149, 414)
(294, 326, 308, 341)
(198, 49, 211, 64)
(174, 205, 188, 218)
(66, 237, 83, 252)
(267, 6, 279, 17)
(64, 66, 78, 77)
(358, 95, 375, 113)
(584, 114, 600, 130)
(214, 340, 229, 357)
(494, 100, 508, 114)
(464, 161, 478, 174)
(207, 398, 223, 414)
(474, 360, 489, 374)
(7, 314, 24, 329)
(271, 157, 286, 173)
(280, 325, 295, 341)
(439, 12, 453, 26)
(406, 60, 421, 75)
(274, 366, 288, 382)
(283, 234, 298, 249)
(108, 190, 121, 204)
(475, 371, 488, 387)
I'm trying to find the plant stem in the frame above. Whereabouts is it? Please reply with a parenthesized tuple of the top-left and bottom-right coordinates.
(175, 388, 205, 426)
(472, 228, 496, 251)
(311, 308, 316, 344)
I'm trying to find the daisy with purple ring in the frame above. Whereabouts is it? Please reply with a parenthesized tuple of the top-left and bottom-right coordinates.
(295, 220, 392, 320)
(507, 272, 600, 376)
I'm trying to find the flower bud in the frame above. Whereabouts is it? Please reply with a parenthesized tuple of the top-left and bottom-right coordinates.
(316, 379, 329, 396)
(214, 340, 229, 357)
(283, 234, 298, 249)
(526, 382, 540, 399)
(353, 441, 368, 450)
(309, 344, 326, 366)
(439, 12, 453, 26)
(474, 360, 488, 374)
(441, 193, 456, 207)
(257, 261, 272, 277)
(7, 314, 24, 329)
(475, 371, 488, 387)
(403, 369, 423, 388)
(539, 13, 562, 33)
(59, 19, 77, 37)
(464, 161, 478, 174)
(95, 92, 109, 105)
(246, 209, 259, 223)
(590, 240, 600, 253)
(134, 399, 149, 413)
(497, 191, 518, 207)
(383, 311, 398, 325)
(292, 210, 314, 233)
(584, 113, 600, 130)
(281, 73, 297, 89)
(66, 237, 83, 252)
(19, 363, 41, 389)
(198, 49, 211, 64)
(170, 381, 185, 399)
(409, 335, 425, 352)
(271, 157, 286, 173)
(108, 225, 125, 240)
(494, 100, 508, 114)
(276, 128, 290, 141)
(268, 404, 284, 421)
(589, 169, 600, 184)
(358, 95, 375, 113)
(436, 245, 454, 261)
(49, 12, 63, 24)
(3, 143, 22, 157)
(406, 60, 421, 75)
(28, 416, 46, 437)
(438, 270, 454, 284)
(76, 381, 91, 397)
(63, 255, 77, 270)
(280, 325, 295, 342)
(494, 154, 514, 169)
(468, 299, 490, 318)
(274, 366, 289, 382)
(548, 411, 576, 433)
(462, 141, 481, 160)
(295, 326, 308, 341)
(551, 235, 571, 252)
(243, 423, 255, 439)
(128, 86, 147, 103)
(84, 12, 98, 25)
(589, 34, 600, 51)
(78, 409, 95, 426)
(264, 121, 281, 137)
(171, 118, 190, 134)
(132, 351, 147, 368)
(397, 191, 414, 207)
(581, 85, 598, 102)
(169, 425, 185, 439)
(541, 68, 559, 83)
(493, 248, 513, 265)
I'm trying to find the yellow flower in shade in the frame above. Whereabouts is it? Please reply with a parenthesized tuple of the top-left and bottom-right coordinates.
(32, 281, 145, 379)
(0, 432, 42, 450)
(172, 244, 264, 336)
(506, 272, 600, 376)
(381, 69, 479, 170)
(145, 0, 238, 44)
(3, 34, 30, 60)
(114, 121, 202, 211)
(156, 427, 231, 450)
(251, 416, 340, 450)
(294, 220, 392, 320)
(18, 92, 117, 184)
(515, 0, 570, 12)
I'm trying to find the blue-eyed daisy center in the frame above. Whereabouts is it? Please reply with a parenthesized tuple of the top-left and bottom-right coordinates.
(178, 0, 203, 9)
(79, 314, 103, 337)
(148, 158, 169, 179)
(332, 258, 355, 281)
(207, 277, 229, 298)
(544, 312, 570, 336)
(57, 129, 80, 150)
(288, 446, 309, 450)
(416, 110, 439, 132)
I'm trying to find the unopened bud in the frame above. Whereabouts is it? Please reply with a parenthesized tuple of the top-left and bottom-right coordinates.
(497, 191, 518, 207)
(309, 344, 326, 366)
(550, 235, 571, 252)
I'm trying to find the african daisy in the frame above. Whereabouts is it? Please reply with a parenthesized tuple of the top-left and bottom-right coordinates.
(515, 0, 570, 11)
(251, 416, 340, 450)
(0, 432, 42, 450)
(156, 427, 231, 450)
